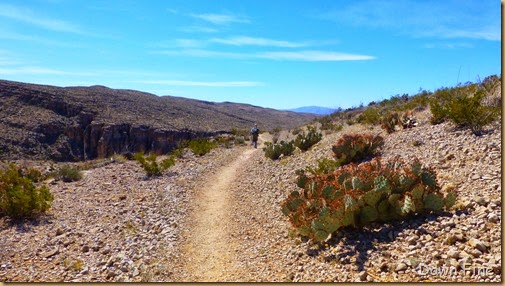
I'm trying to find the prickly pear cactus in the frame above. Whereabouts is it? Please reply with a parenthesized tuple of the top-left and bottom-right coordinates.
(282, 156, 457, 242)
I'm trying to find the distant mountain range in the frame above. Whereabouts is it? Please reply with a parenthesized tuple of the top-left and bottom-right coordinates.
(0, 79, 314, 161)
(287, 106, 341, 115)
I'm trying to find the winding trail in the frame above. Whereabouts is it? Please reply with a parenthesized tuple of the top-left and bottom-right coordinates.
(182, 144, 259, 281)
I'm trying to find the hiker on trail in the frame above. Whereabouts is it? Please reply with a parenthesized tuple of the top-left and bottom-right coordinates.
(250, 123, 259, 148)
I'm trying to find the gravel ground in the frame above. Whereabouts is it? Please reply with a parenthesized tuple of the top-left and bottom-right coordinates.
(0, 111, 501, 282)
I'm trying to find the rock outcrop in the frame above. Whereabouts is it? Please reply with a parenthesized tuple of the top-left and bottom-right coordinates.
(0, 79, 314, 161)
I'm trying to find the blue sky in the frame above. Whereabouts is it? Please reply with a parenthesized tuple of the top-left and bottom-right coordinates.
(0, 0, 500, 109)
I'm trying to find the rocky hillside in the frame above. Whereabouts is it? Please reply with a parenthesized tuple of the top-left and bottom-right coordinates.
(0, 79, 315, 161)
(0, 108, 500, 282)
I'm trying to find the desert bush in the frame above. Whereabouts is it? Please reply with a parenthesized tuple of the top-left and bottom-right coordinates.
(188, 138, 218, 156)
(291, 128, 302, 135)
(331, 134, 384, 165)
(234, 137, 246, 145)
(263, 141, 295, 160)
(54, 165, 82, 182)
(281, 157, 456, 242)
(111, 154, 127, 163)
(305, 158, 341, 175)
(0, 163, 54, 219)
(429, 84, 500, 135)
(134, 152, 175, 177)
(358, 107, 381, 125)
(20, 167, 43, 183)
(381, 112, 400, 134)
(294, 126, 322, 151)
(380, 111, 417, 134)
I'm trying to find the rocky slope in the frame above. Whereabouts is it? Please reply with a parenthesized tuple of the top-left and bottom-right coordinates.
(0, 109, 501, 282)
(0, 79, 315, 161)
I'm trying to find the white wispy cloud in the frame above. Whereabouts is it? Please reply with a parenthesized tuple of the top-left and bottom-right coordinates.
(318, 0, 500, 41)
(0, 66, 71, 75)
(189, 12, 250, 25)
(423, 42, 474, 49)
(135, 79, 263, 87)
(179, 26, 218, 33)
(0, 4, 85, 34)
(210, 36, 308, 48)
(154, 49, 375, 62)
(256, 51, 375, 61)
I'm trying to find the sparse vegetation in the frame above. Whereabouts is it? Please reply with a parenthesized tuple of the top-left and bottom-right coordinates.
(358, 107, 381, 125)
(293, 126, 322, 151)
(282, 157, 456, 242)
(263, 141, 295, 160)
(0, 163, 54, 219)
(429, 80, 500, 135)
(134, 152, 175, 177)
(54, 165, 83, 182)
(305, 158, 341, 175)
(188, 138, 218, 156)
(331, 134, 384, 165)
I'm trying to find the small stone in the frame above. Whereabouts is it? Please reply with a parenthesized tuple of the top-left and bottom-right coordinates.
(101, 247, 111, 255)
(63, 240, 74, 247)
(469, 238, 488, 252)
(451, 231, 465, 242)
(41, 248, 59, 259)
(395, 262, 408, 272)
(55, 228, 64, 236)
(358, 271, 367, 281)
(447, 250, 460, 259)
(132, 267, 140, 277)
(407, 236, 418, 245)
(487, 213, 499, 223)
(106, 270, 116, 279)
(82, 245, 90, 253)
(474, 197, 487, 206)
(119, 195, 127, 200)
(380, 262, 389, 272)
(470, 249, 483, 258)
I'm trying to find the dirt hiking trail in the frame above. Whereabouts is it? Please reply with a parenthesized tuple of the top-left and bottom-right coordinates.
(181, 138, 265, 281)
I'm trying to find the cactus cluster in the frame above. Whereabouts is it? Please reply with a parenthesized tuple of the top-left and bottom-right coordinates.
(263, 140, 295, 160)
(281, 157, 456, 242)
(294, 126, 323, 151)
(381, 111, 418, 134)
(331, 134, 384, 165)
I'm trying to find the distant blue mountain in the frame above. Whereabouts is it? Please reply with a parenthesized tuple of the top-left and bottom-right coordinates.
(287, 106, 340, 115)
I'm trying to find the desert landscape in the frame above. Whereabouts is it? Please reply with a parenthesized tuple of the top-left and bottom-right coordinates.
(0, 75, 501, 282)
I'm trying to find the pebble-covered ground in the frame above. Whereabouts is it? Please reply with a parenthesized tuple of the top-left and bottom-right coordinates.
(0, 110, 501, 282)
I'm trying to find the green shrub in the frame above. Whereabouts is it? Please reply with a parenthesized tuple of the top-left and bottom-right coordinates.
(305, 158, 341, 175)
(429, 84, 500, 135)
(294, 126, 322, 152)
(263, 141, 295, 160)
(358, 107, 381, 125)
(234, 137, 246, 145)
(0, 163, 54, 219)
(55, 165, 82, 182)
(381, 112, 400, 133)
(188, 138, 218, 156)
(331, 134, 384, 165)
(282, 157, 456, 242)
(134, 152, 175, 177)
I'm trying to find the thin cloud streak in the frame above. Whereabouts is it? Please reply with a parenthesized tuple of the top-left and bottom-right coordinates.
(210, 36, 308, 48)
(318, 0, 500, 41)
(136, 79, 263, 87)
(189, 13, 250, 25)
(256, 51, 375, 61)
(154, 49, 376, 62)
(0, 4, 84, 34)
